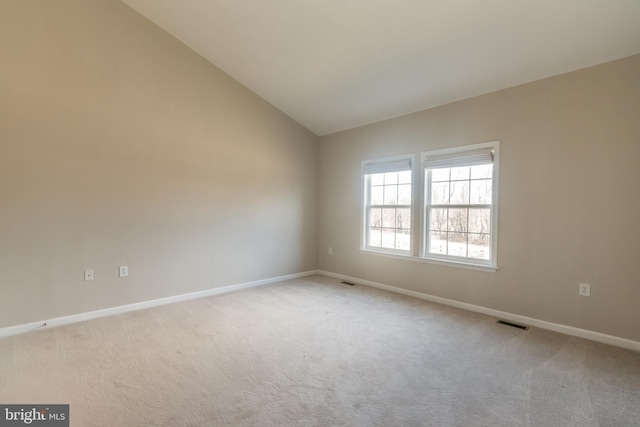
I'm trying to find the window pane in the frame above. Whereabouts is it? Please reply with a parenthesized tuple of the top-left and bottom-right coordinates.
(431, 168, 449, 182)
(450, 180, 469, 204)
(398, 170, 411, 184)
(470, 164, 492, 179)
(371, 186, 383, 205)
(383, 185, 398, 205)
(382, 208, 396, 228)
(381, 228, 395, 248)
(431, 182, 449, 204)
(397, 184, 411, 205)
(429, 232, 447, 255)
(369, 228, 382, 247)
(370, 208, 382, 228)
(363, 158, 412, 254)
(397, 208, 411, 229)
(422, 144, 497, 264)
(468, 208, 490, 234)
(396, 230, 410, 250)
(447, 208, 468, 232)
(384, 172, 398, 185)
(470, 179, 492, 204)
(451, 166, 470, 181)
(468, 233, 490, 260)
(371, 173, 384, 185)
(430, 208, 447, 231)
(447, 233, 467, 257)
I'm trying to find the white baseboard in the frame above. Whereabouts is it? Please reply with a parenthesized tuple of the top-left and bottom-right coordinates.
(5, 269, 637, 353)
(318, 270, 640, 353)
(0, 270, 319, 339)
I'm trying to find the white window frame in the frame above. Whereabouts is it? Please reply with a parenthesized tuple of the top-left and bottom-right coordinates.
(361, 154, 415, 255)
(421, 141, 499, 269)
(359, 142, 499, 272)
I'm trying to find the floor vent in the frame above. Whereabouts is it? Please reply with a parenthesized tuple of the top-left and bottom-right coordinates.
(341, 281, 356, 286)
(497, 320, 529, 330)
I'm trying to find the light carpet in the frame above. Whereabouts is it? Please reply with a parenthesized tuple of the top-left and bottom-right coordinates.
(1, 275, 639, 426)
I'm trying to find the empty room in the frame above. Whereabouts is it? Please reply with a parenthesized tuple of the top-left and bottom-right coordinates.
(1, 0, 639, 425)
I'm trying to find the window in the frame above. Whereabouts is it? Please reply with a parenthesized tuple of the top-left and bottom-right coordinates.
(362, 156, 413, 253)
(361, 142, 499, 271)
(423, 142, 498, 267)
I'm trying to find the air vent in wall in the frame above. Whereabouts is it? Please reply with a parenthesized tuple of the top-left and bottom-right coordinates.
(496, 320, 529, 330)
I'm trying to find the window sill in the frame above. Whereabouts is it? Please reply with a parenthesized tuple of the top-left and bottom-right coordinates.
(359, 249, 498, 273)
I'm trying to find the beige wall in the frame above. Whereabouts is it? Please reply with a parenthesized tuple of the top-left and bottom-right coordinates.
(0, 0, 318, 328)
(318, 55, 640, 342)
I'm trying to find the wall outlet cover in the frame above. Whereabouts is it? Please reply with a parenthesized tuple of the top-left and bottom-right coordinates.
(579, 283, 591, 297)
(119, 266, 129, 277)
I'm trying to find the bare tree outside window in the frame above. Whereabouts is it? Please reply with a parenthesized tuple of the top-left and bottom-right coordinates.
(365, 168, 411, 252)
(427, 163, 492, 260)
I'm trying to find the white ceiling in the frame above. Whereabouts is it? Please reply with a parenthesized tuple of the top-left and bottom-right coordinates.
(121, 0, 640, 136)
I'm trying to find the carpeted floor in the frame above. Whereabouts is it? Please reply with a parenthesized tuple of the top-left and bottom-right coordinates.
(0, 275, 639, 426)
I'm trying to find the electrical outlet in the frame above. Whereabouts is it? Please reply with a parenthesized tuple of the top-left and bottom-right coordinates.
(579, 283, 590, 297)
(84, 269, 94, 281)
(328, 247, 333, 255)
(119, 266, 129, 277)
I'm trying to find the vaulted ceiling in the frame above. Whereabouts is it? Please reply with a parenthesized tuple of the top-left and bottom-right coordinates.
(121, 0, 640, 136)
